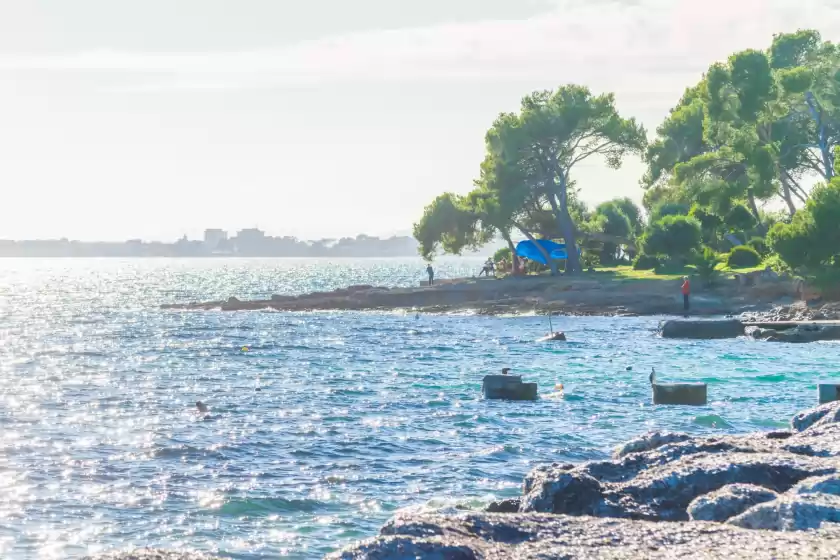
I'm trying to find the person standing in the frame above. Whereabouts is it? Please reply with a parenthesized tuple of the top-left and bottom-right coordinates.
(426, 264, 434, 286)
(681, 276, 691, 316)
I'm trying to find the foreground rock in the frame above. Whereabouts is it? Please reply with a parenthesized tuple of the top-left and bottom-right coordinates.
(688, 484, 779, 521)
(333, 401, 840, 558)
(328, 512, 840, 559)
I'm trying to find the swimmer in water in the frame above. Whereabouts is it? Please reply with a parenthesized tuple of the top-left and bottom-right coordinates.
(196, 401, 209, 414)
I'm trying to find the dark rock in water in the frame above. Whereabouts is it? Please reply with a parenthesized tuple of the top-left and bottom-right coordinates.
(729, 493, 840, 531)
(660, 319, 745, 339)
(688, 483, 779, 522)
(85, 551, 220, 560)
(327, 513, 840, 559)
(652, 382, 707, 406)
(481, 375, 538, 401)
(755, 325, 840, 343)
(485, 498, 520, 513)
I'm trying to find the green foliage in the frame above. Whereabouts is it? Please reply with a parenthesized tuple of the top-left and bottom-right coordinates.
(580, 250, 601, 269)
(632, 253, 660, 270)
(641, 215, 703, 259)
(481, 84, 647, 273)
(762, 253, 793, 275)
(768, 178, 840, 268)
(650, 202, 690, 222)
(695, 247, 721, 287)
(493, 247, 512, 263)
(747, 237, 769, 257)
(413, 193, 485, 261)
(724, 204, 756, 231)
(727, 245, 761, 268)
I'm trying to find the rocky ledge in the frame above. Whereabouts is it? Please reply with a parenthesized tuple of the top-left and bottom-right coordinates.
(161, 275, 805, 317)
(330, 401, 840, 559)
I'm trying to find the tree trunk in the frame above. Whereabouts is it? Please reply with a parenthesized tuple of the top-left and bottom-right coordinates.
(547, 184, 580, 274)
(805, 92, 834, 180)
(512, 222, 557, 275)
(746, 189, 767, 235)
(502, 232, 520, 275)
(780, 175, 797, 217)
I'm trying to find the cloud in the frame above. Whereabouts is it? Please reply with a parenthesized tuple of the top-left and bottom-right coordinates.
(1, 0, 839, 93)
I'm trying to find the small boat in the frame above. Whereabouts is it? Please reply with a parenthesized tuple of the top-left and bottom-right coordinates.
(537, 331, 566, 342)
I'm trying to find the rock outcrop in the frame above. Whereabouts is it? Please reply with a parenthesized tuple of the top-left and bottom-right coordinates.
(328, 512, 840, 559)
(748, 324, 840, 343)
(332, 401, 840, 558)
(660, 319, 746, 339)
(688, 484, 779, 522)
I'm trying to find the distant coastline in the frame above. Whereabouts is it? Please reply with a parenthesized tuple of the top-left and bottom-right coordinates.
(0, 229, 434, 258)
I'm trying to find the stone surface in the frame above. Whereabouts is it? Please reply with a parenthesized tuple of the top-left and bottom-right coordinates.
(688, 483, 779, 522)
(481, 375, 538, 401)
(791, 401, 840, 432)
(660, 319, 745, 339)
(485, 498, 520, 513)
(328, 513, 840, 559)
(793, 474, 840, 496)
(729, 493, 840, 531)
(652, 383, 707, 406)
(613, 431, 692, 459)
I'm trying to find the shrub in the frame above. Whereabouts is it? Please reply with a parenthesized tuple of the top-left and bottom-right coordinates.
(695, 247, 720, 287)
(493, 247, 512, 263)
(762, 254, 792, 275)
(580, 250, 601, 270)
(650, 202, 690, 222)
(632, 253, 660, 270)
(727, 245, 761, 268)
(747, 237, 769, 257)
(641, 215, 702, 260)
(724, 204, 756, 232)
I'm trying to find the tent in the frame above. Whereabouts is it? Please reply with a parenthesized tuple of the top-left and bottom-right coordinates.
(515, 239, 581, 265)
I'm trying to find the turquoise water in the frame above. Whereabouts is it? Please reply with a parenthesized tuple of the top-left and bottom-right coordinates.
(0, 258, 837, 559)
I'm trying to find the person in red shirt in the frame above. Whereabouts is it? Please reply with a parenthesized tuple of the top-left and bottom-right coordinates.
(681, 276, 690, 316)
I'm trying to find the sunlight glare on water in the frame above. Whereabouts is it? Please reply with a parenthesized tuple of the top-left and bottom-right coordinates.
(0, 258, 836, 558)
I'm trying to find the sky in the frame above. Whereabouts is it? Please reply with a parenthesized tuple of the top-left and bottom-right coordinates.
(1, 0, 840, 242)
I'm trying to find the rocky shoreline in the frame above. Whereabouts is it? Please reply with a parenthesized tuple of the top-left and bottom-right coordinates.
(328, 400, 840, 559)
(87, 401, 840, 559)
(161, 274, 815, 317)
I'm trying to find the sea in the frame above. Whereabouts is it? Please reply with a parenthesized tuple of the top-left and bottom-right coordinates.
(0, 257, 836, 559)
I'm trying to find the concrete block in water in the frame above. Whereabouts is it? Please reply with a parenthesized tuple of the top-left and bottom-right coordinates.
(660, 319, 745, 339)
(482, 375, 538, 401)
(652, 383, 707, 406)
(819, 383, 840, 404)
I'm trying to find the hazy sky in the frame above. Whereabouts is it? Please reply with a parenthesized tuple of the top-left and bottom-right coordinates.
(1, 0, 839, 241)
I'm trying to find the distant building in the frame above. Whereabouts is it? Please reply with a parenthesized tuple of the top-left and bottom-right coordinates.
(204, 229, 228, 250)
(234, 228, 266, 254)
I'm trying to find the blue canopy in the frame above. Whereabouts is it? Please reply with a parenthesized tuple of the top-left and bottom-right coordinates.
(515, 240, 580, 265)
